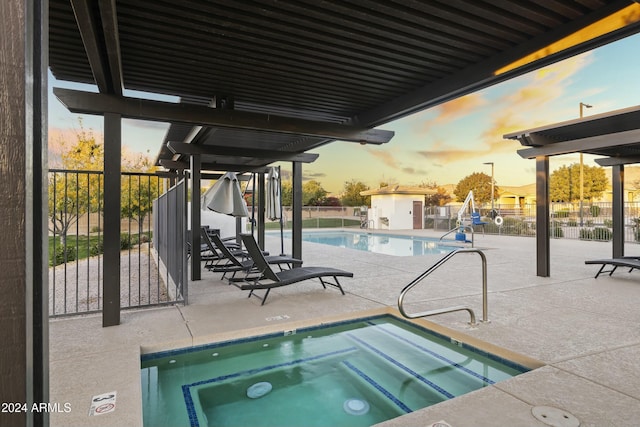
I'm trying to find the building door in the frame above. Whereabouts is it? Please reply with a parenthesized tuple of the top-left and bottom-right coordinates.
(413, 201, 423, 229)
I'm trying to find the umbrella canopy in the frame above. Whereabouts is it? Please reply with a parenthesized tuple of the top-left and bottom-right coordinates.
(266, 167, 281, 221)
(201, 172, 249, 217)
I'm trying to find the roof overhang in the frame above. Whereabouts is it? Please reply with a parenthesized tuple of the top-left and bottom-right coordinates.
(504, 105, 640, 165)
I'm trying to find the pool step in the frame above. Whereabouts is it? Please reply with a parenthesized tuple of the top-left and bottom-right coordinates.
(342, 324, 507, 402)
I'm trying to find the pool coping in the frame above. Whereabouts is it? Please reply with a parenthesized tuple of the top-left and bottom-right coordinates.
(140, 306, 544, 372)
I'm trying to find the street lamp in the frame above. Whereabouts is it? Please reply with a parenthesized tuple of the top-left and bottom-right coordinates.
(483, 162, 495, 218)
(579, 102, 592, 226)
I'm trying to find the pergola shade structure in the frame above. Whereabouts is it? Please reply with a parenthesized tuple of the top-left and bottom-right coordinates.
(505, 104, 640, 276)
(47, 0, 640, 325)
(49, 0, 640, 172)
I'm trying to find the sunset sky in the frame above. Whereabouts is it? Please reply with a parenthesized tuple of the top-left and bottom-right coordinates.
(48, 32, 640, 194)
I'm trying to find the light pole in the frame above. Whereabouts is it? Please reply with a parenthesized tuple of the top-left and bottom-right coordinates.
(579, 102, 592, 226)
(483, 162, 495, 217)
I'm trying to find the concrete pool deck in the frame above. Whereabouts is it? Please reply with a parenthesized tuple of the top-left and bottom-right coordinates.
(50, 230, 640, 426)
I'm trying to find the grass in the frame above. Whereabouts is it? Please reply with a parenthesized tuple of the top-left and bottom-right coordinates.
(49, 232, 152, 266)
(49, 235, 102, 265)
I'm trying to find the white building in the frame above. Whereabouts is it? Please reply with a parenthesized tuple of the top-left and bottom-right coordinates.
(360, 186, 436, 230)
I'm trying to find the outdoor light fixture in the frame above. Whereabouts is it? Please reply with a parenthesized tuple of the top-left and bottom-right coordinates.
(483, 162, 495, 217)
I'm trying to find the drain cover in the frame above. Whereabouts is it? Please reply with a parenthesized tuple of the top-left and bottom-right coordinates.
(531, 406, 580, 427)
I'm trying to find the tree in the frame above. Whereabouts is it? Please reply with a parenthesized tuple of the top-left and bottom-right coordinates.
(550, 163, 608, 202)
(121, 152, 160, 235)
(281, 180, 293, 206)
(453, 172, 499, 204)
(279, 179, 329, 206)
(49, 122, 160, 248)
(302, 180, 328, 205)
(48, 126, 104, 246)
(420, 181, 452, 206)
(341, 180, 370, 206)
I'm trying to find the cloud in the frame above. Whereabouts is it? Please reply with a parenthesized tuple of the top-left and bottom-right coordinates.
(501, 52, 593, 112)
(416, 52, 594, 164)
(367, 148, 400, 169)
(402, 166, 428, 175)
(433, 93, 487, 124)
(417, 93, 487, 134)
(304, 171, 326, 180)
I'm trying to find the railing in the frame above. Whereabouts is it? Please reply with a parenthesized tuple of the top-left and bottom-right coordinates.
(254, 206, 364, 230)
(426, 202, 640, 243)
(398, 248, 488, 325)
(48, 169, 179, 317)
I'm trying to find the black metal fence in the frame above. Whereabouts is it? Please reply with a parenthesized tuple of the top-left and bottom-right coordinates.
(48, 169, 181, 317)
(153, 178, 187, 304)
(427, 202, 640, 242)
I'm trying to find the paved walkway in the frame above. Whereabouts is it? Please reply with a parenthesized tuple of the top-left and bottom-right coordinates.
(49, 230, 640, 426)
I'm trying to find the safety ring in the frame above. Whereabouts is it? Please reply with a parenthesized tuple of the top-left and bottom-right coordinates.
(494, 216, 503, 226)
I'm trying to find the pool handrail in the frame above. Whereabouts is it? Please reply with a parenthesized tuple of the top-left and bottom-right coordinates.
(398, 248, 488, 325)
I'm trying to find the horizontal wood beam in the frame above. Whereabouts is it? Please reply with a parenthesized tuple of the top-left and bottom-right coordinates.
(595, 156, 640, 166)
(54, 88, 394, 144)
(70, 0, 113, 93)
(159, 159, 269, 173)
(97, 0, 124, 95)
(512, 133, 556, 147)
(517, 129, 640, 159)
(167, 141, 318, 163)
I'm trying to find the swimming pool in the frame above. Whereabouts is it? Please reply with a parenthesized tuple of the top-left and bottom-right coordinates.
(141, 314, 531, 427)
(281, 230, 457, 256)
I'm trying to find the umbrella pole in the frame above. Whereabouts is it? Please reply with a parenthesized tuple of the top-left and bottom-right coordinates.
(278, 165, 284, 255)
(251, 172, 256, 235)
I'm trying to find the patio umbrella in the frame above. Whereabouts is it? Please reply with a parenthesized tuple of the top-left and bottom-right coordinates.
(266, 166, 285, 254)
(266, 166, 281, 221)
(202, 172, 249, 217)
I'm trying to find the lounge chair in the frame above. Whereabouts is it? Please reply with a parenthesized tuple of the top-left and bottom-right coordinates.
(239, 233, 353, 305)
(201, 229, 302, 281)
(187, 229, 221, 263)
(585, 257, 640, 278)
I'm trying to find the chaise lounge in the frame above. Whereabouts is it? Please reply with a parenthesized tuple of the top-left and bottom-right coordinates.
(201, 229, 302, 280)
(585, 256, 640, 278)
(239, 233, 353, 305)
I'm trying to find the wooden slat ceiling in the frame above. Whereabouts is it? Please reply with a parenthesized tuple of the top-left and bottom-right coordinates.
(48, 0, 640, 172)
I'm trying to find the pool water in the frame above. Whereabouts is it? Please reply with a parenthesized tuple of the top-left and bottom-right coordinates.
(282, 231, 457, 256)
(141, 315, 529, 427)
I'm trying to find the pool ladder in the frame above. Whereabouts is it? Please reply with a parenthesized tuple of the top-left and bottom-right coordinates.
(398, 248, 488, 326)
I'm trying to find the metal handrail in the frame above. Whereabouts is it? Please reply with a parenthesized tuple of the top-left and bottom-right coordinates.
(398, 248, 488, 325)
(439, 225, 475, 247)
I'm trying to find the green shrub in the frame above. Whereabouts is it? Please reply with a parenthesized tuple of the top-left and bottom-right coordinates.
(589, 205, 601, 217)
(90, 239, 103, 256)
(53, 246, 76, 266)
(120, 233, 139, 250)
(90, 225, 102, 233)
(580, 227, 612, 241)
(603, 219, 613, 228)
(633, 218, 640, 242)
(592, 227, 612, 241)
(567, 219, 577, 227)
(551, 221, 564, 238)
(553, 209, 570, 218)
